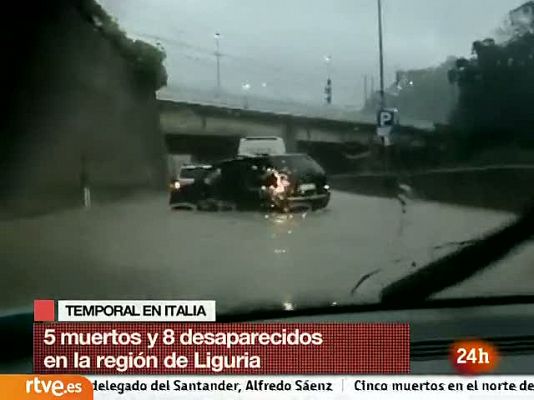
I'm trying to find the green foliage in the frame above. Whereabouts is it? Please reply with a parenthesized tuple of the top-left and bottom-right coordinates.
(449, 2, 534, 138)
(76, 0, 167, 90)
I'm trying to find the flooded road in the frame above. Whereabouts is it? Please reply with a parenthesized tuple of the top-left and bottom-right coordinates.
(1, 191, 527, 316)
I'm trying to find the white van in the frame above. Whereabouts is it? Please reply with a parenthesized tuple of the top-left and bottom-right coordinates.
(237, 136, 286, 157)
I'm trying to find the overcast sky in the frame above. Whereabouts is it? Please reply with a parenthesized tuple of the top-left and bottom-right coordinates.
(99, 0, 524, 107)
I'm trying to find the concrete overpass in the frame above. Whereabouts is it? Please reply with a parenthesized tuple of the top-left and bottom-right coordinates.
(158, 99, 435, 171)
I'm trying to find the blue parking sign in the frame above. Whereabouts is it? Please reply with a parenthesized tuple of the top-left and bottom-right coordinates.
(377, 109, 396, 127)
(376, 108, 398, 141)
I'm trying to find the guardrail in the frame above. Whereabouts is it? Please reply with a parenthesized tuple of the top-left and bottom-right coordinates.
(330, 165, 534, 213)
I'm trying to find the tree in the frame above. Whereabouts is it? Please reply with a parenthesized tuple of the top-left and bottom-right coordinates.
(448, 2, 534, 141)
(76, 0, 167, 90)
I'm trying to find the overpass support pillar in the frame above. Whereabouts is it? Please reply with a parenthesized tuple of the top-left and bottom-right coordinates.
(283, 118, 298, 153)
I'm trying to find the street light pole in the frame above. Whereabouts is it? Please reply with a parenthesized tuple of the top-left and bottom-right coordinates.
(242, 82, 251, 109)
(214, 32, 221, 96)
(363, 74, 369, 106)
(324, 55, 332, 80)
(377, 0, 385, 109)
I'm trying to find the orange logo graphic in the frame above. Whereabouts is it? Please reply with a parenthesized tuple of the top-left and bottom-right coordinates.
(0, 375, 93, 400)
(450, 339, 500, 375)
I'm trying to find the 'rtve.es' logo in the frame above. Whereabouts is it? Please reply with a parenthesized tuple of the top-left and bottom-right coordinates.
(0, 375, 91, 400)
(450, 339, 500, 374)
(26, 377, 83, 397)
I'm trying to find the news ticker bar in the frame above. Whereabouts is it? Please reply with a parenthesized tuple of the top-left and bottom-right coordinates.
(33, 323, 410, 374)
(5, 376, 534, 400)
(32, 300, 503, 376)
(34, 300, 216, 322)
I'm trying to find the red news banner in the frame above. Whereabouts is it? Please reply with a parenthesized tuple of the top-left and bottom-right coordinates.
(34, 323, 410, 374)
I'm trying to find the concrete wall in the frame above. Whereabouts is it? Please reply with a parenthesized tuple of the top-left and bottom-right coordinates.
(330, 167, 534, 213)
(293, 126, 370, 144)
(1, 1, 166, 215)
(159, 101, 374, 148)
(160, 109, 285, 139)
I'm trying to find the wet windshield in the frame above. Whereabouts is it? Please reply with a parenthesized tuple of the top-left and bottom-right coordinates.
(1, 0, 534, 316)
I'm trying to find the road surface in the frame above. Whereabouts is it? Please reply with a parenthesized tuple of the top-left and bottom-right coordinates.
(1, 191, 532, 316)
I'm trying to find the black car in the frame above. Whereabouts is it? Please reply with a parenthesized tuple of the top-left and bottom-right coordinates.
(169, 164, 212, 191)
(169, 165, 215, 209)
(169, 154, 331, 212)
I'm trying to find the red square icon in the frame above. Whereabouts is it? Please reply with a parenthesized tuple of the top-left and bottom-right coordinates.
(34, 299, 55, 322)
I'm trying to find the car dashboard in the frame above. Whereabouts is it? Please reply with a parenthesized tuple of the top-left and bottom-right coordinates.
(252, 300, 534, 374)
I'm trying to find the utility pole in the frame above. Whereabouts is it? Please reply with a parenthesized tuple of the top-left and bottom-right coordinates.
(364, 75, 369, 106)
(80, 153, 91, 209)
(377, 0, 385, 109)
(214, 32, 221, 96)
(376, 0, 393, 170)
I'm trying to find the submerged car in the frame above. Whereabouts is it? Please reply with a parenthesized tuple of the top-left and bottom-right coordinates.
(169, 154, 330, 212)
(169, 164, 212, 189)
(169, 164, 213, 208)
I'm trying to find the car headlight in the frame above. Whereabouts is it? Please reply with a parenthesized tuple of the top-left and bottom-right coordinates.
(324, 184, 330, 191)
(170, 181, 181, 190)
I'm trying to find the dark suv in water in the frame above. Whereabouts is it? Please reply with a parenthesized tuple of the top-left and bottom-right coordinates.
(169, 154, 330, 211)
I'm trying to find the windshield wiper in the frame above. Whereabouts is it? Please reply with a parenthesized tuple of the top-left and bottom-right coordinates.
(381, 201, 534, 305)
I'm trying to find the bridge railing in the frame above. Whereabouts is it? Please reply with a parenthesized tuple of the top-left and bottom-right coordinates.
(157, 86, 435, 130)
